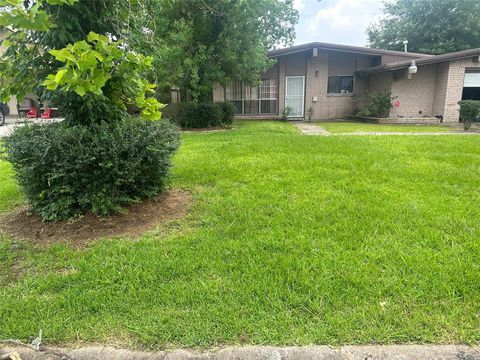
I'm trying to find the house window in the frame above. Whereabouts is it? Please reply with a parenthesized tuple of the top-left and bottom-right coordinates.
(225, 80, 243, 113)
(462, 71, 480, 100)
(260, 79, 277, 114)
(327, 76, 354, 94)
(225, 79, 277, 115)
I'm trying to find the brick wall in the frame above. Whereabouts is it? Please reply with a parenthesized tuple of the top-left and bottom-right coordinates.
(432, 62, 449, 116)
(304, 50, 378, 119)
(442, 58, 480, 122)
(390, 64, 437, 118)
(361, 59, 480, 122)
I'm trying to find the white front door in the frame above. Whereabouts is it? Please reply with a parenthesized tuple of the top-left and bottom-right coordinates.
(285, 76, 305, 117)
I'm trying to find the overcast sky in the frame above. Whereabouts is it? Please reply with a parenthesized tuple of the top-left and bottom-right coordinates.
(293, 0, 385, 47)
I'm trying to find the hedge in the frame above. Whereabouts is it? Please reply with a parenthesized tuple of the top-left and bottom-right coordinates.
(458, 100, 480, 130)
(164, 102, 236, 129)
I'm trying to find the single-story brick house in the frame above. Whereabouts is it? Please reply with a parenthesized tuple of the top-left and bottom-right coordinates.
(212, 42, 480, 122)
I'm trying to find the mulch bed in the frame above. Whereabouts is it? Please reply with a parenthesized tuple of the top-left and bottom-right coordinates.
(0, 189, 191, 248)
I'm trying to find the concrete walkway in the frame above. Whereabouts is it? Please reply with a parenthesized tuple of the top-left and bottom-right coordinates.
(1, 345, 479, 360)
(336, 131, 480, 136)
(294, 122, 480, 136)
(294, 122, 331, 135)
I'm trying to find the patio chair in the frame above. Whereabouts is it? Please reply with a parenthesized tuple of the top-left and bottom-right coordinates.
(27, 108, 39, 118)
(41, 108, 54, 119)
(17, 97, 40, 118)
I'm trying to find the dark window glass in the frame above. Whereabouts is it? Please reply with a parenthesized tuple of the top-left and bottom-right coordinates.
(244, 100, 259, 115)
(230, 100, 242, 114)
(260, 100, 277, 114)
(327, 76, 354, 94)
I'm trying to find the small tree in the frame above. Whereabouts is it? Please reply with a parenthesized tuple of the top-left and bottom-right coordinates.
(1, 0, 179, 221)
(458, 100, 480, 130)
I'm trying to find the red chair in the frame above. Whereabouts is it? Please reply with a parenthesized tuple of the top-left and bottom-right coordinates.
(41, 108, 53, 119)
(27, 107, 38, 118)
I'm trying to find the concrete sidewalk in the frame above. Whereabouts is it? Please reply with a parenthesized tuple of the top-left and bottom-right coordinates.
(294, 122, 480, 137)
(1, 345, 479, 360)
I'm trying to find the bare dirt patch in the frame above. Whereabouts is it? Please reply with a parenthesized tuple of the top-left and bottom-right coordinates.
(0, 189, 191, 248)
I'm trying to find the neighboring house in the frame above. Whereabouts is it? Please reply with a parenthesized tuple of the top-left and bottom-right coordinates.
(213, 42, 480, 122)
(0, 29, 18, 116)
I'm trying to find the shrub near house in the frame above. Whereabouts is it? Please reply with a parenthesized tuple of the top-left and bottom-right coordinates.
(165, 102, 236, 129)
(358, 91, 396, 118)
(458, 100, 480, 130)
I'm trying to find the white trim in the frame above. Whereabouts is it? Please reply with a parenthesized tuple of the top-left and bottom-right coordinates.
(285, 76, 305, 117)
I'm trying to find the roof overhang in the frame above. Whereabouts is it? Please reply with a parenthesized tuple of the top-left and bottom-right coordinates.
(267, 42, 431, 59)
(357, 48, 480, 75)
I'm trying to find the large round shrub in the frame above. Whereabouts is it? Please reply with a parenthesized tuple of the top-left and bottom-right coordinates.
(4, 118, 180, 221)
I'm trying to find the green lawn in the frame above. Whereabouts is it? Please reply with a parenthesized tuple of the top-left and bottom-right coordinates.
(315, 121, 459, 133)
(0, 155, 23, 213)
(1, 121, 480, 348)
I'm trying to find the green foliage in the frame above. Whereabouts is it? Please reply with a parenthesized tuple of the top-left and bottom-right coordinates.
(281, 106, 292, 121)
(119, 0, 299, 101)
(166, 102, 235, 129)
(0, 0, 76, 31)
(42, 31, 163, 121)
(4, 119, 180, 221)
(368, 0, 480, 54)
(178, 102, 222, 129)
(458, 100, 480, 130)
(216, 102, 236, 125)
(0, 2, 163, 122)
(0, 0, 117, 103)
(358, 91, 396, 118)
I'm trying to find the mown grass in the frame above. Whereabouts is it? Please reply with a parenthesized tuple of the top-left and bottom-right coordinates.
(0, 148, 23, 212)
(315, 121, 459, 133)
(0, 121, 480, 349)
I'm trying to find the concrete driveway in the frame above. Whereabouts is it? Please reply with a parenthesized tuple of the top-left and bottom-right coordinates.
(0, 116, 63, 138)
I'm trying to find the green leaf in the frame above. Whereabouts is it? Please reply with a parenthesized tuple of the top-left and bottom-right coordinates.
(45, 0, 78, 5)
(86, 31, 100, 43)
(54, 69, 68, 83)
(74, 86, 86, 96)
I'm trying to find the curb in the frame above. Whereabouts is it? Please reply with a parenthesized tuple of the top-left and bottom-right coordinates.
(1, 345, 479, 360)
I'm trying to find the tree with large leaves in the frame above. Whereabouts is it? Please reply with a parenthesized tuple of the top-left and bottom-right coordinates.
(1, 0, 177, 221)
(117, 0, 299, 102)
(0, 0, 162, 122)
(368, 0, 480, 54)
